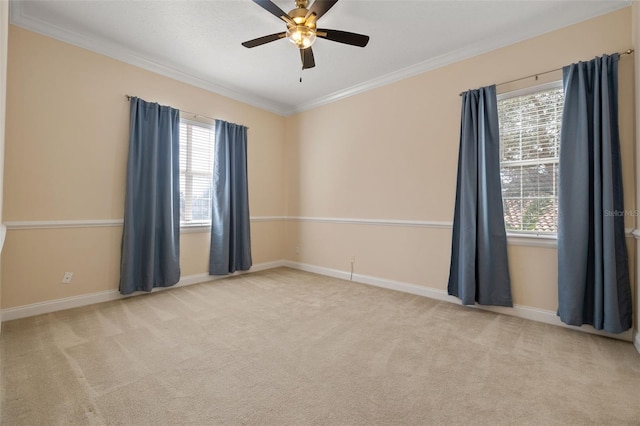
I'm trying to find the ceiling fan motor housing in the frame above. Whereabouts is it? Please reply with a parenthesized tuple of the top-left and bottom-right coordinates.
(289, 6, 311, 26)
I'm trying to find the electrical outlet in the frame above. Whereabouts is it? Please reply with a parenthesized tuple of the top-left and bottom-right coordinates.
(61, 272, 74, 284)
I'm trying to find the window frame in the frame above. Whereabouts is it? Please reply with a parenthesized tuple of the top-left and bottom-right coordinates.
(179, 117, 215, 231)
(497, 80, 564, 246)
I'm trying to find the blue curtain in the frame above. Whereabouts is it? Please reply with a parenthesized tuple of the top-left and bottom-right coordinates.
(557, 54, 632, 333)
(209, 120, 252, 275)
(448, 85, 512, 307)
(119, 97, 181, 295)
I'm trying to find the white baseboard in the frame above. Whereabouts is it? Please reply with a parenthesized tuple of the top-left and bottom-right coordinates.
(2, 259, 635, 346)
(282, 260, 459, 303)
(1, 289, 123, 322)
(0, 260, 286, 322)
(283, 260, 634, 343)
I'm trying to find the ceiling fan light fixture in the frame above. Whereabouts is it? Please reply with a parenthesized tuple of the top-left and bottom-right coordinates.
(243, 0, 370, 70)
(287, 25, 316, 49)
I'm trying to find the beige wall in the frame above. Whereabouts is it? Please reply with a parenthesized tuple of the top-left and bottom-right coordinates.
(2, 26, 286, 308)
(0, 0, 8, 320)
(284, 8, 635, 314)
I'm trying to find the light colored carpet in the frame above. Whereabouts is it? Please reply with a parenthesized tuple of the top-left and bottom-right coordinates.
(1, 267, 639, 425)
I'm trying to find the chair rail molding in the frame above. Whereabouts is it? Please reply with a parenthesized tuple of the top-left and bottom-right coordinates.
(4, 216, 288, 230)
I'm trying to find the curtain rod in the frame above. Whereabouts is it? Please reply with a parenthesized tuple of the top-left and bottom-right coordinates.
(124, 95, 217, 124)
(459, 49, 634, 96)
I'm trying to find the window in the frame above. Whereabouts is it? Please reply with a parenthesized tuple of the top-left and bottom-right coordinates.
(179, 119, 215, 226)
(498, 82, 564, 234)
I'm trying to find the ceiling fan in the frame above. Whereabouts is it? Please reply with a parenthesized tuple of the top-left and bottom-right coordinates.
(242, 0, 370, 70)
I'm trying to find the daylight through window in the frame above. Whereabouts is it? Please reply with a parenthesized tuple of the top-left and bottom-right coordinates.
(180, 120, 215, 226)
(498, 83, 563, 234)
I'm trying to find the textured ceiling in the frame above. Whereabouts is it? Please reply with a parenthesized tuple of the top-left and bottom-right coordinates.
(10, 0, 632, 115)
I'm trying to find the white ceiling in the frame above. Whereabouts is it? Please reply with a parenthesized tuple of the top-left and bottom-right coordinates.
(10, 0, 632, 115)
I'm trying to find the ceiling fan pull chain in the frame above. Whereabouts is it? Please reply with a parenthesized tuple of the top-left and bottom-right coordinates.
(300, 67, 303, 83)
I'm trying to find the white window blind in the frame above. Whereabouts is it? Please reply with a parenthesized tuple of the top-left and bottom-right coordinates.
(498, 83, 564, 234)
(179, 119, 215, 226)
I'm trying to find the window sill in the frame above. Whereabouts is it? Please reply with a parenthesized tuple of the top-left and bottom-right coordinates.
(180, 223, 211, 234)
(507, 233, 557, 248)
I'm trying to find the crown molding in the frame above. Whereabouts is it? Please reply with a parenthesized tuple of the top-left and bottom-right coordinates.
(9, 1, 291, 116)
(9, 0, 633, 117)
(288, 2, 632, 115)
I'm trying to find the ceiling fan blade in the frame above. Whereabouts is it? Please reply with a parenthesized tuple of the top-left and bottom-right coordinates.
(317, 29, 369, 47)
(300, 47, 315, 69)
(252, 0, 294, 24)
(307, 0, 339, 21)
(242, 32, 287, 48)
